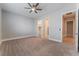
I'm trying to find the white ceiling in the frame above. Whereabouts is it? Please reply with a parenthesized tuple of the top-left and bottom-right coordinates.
(0, 3, 76, 19)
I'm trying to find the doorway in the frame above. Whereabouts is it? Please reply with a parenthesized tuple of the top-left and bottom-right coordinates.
(62, 12, 76, 45)
(67, 21, 73, 37)
(37, 17, 49, 39)
(43, 17, 49, 39)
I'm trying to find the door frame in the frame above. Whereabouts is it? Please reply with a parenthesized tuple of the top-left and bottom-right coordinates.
(62, 11, 76, 39)
(62, 11, 76, 49)
(43, 17, 49, 39)
(36, 16, 49, 39)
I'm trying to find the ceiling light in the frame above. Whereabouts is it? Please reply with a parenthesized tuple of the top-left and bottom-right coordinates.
(24, 3, 42, 13)
(32, 7, 35, 11)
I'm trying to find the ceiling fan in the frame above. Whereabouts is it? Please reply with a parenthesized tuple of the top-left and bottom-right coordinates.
(24, 3, 42, 13)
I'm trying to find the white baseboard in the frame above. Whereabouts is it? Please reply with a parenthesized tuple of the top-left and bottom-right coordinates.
(49, 37, 62, 43)
(1, 36, 62, 43)
(1, 35, 36, 42)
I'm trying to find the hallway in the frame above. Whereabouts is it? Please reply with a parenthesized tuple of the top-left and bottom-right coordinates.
(63, 36, 75, 46)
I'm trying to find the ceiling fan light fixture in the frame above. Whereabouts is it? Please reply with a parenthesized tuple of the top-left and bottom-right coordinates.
(25, 3, 42, 13)
(32, 7, 35, 11)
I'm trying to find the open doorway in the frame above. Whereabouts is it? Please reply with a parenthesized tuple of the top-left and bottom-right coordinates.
(62, 12, 76, 46)
(36, 17, 49, 39)
(43, 17, 49, 39)
(67, 21, 73, 37)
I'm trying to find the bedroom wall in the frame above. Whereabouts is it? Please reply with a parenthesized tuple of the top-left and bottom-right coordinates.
(76, 3, 79, 52)
(39, 4, 76, 42)
(2, 10, 36, 40)
(49, 5, 76, 42)
(0, 8, 2, 44)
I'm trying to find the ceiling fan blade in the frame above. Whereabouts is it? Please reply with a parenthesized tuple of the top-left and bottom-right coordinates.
(28, 3, 32, 7)
(36, 8, 42, 10)
(35, 3, 39, 7)
(29, 10, 32, 13)
(24, 7, 31, 9)
(35, 10, 38, 13)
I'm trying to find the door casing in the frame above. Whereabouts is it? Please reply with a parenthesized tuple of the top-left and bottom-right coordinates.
(62, 12, 76, 41)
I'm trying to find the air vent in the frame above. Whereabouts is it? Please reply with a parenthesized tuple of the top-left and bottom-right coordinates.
(66, 12, 72, 15)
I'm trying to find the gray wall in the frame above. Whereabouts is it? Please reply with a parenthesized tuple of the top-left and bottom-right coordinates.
(0, 8, 2, 41)
(49, 5, 76, 42)
(39, 4, 76, 42)
(2, 10, 36, 39)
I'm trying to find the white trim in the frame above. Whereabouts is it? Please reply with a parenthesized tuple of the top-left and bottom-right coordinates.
(49, 37, 62, 43)
(75, 9, 78, 52)
(1, 35, 36, 42)
(61, 9, 78, 52)
(0, 8, 2, 46)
